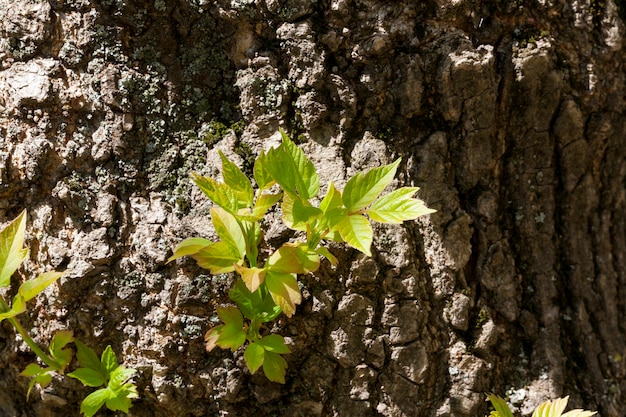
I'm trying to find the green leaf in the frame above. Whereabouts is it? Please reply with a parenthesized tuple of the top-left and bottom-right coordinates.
(0, 300, 25, 321)
(167, 237, 212, 263)
(244, 342, 265, 374)
(487, 394, 515, 417)
(108, 366, 137, 390)
(21, 363, 44, 378)
(319, 182, 343, 213)
(229, 280, 281, 322)
(267, 243, 320, 274)
(258, 334, 291, 354)
(191, 241, 242, 274)
(0, 210, 29, 288)
(234, 264, 266, 293)
(68, 367, 107, 388)
(292, 198, 323, 227)
(262, 351, 288, 384)
(74, 340, 104, 375)
(18, 271, 65, 303)
(281, 193, 307, 231)
(192, 173, 239, 214)
(27, 369, 54, 398)
(211, 206, 246, 258)
(265, 130, 319, 200)
(101, 346, 118, 378)
(219, 150, 254, 207)
(332, 214, 373, 256)
(315, 246, 338, 266)
(253, 149, 275, 190)
(49, 330, 74, 369)
(280, 130, 319, 200)
(80, 388, 110, 417)
(105, 382, 137, 413)
(367, 187, 436, 224)
(215, 306, 246, 350)
(265, 272, 301, 318)
(342, 158, 401, 211)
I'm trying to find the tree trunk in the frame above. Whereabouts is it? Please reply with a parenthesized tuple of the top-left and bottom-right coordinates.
(0, 0, 625, 416)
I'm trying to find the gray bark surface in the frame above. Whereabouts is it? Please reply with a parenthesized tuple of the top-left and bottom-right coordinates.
(0, 0, 625, 416)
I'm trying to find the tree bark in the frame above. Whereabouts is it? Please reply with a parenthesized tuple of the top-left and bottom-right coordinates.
(0, 0, 625, 416)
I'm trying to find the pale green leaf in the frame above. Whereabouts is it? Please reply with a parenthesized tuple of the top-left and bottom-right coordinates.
(211, 206, 246, 258)
(265, 271, 301, 318)
(68, 367, 107, 387)
(167, 237, 212, 263)
(234, 264, 266, 293)
(244, 342, 265, 374)
(0, 210, 29, 288)
(229, 280, 282, 322)
(18, 271, 65, 303)
(191, 241, 242, 274)
(219, 150, 254, 207)
(267, 243, 320, 274)
(80, 388, 110, 417)
(258, 334, 291, 354)
(532, 397, 596, 417)
(262, 351, 288, 384)
(342, 158, 401, 211)
(368, 187, 436, 223)
(192, 173, 239, 214)
(332, 214, 373, 256)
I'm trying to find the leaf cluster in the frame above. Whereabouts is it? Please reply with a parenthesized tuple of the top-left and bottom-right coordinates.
(0, 211, 138, 415)
(486, 394, 597, 417)
(170, 130, 435, 382)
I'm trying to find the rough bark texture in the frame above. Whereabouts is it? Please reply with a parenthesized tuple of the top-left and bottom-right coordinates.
(1, 0, 625, 416)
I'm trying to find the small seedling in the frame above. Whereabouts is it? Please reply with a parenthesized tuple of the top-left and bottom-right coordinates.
(0, 210, 137, 415)
(170, 130, 435, 382)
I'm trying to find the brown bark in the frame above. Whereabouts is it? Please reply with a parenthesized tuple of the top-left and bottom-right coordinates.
(0, 0, 625, 416)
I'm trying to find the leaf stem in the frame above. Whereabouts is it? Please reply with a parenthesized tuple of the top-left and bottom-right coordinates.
(0, 295, 59, 369)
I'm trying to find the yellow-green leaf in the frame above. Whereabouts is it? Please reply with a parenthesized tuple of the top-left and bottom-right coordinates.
(342, 158, 400, 211)
(234, 264, 266, 293)
(0, 210, 29, 288)
(267, 243, 320, 274)
(167, 237, 212, 263)
(368, 187, 436, 224)
(215, 306, 246, 351)
(532, 397, 596, 417)
(244, 342, 265, 374)
(211, 206, 246, 258)
(262, 351, 288, 383)
(332, 214, 373, 256)
(191, 241, 242, 274)
(487, 394, 514, 417)
(219, 150, 254, 207)
(258, 334, 291, 354)
(281, 193, 307, 231)
(316, 246, 338, 266)
(18, 271, 65, 303)
(192, 173, 239, 214)
(265, 272, 301, 318)
(253, 149, 275, 191)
